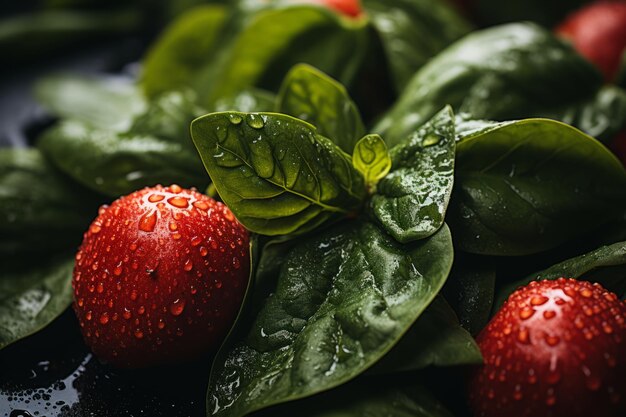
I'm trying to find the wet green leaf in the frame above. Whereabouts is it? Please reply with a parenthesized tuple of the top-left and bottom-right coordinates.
(371, 107, 455, 243)
(191, 112, 366, 236)
(352, 134, 391, 189)
(207, 222, 453, 416)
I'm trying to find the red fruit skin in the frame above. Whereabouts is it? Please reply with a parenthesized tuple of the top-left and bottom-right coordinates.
(556, 1, 626, 82)
(72, 185, 250, 368)
(468, 278, 625, 417)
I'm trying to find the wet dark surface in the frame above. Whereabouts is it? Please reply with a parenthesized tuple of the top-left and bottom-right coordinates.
(0, 311, 210, 417)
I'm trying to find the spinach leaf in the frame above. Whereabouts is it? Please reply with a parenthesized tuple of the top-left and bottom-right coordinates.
(38, 90, 208, 197)
(352, 134, 391, 190)
(0, 255, 74, 351)
(495, 240, 626, 308)
(191, 112, 366, 236)
(207, 221, 453, 417)
(141, 5, 229, 98)
(374, 23, 603, 148)
(371, 107, 455, 243)
(370, 296, 482, 374)
(213, 89, 276, 113)
(442, 255, 496, 335)
(277, 64, 365, 153)
(257, 379, 453, 417)
(0, 148, 100, 256)
(363, 0, 471, 93)
(449, 119, 626, 256)
(204, 6, 369, 104)
(35, 73, 146, 131)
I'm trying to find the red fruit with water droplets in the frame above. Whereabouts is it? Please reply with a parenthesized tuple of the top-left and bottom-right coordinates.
(468, 278, 626, 417)
(72, 185, 250, 368)
(556, 2, 626, 82)
(291, 0, 362, 17)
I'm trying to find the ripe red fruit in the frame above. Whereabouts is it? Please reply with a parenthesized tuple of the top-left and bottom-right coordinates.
(556, 1, 626, 82)
(293, 0, 363, 17)
(468, 278, 625, 417)
(72, 185, 250, 368)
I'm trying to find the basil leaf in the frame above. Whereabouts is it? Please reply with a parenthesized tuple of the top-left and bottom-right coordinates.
(205, 6, 369, 104)
(207, 221, 454, 417)
(38, 90, 208, 197)
(495, 241, 626, 308)
(141, 5, 229, 98)
(191, 112, 366, 236)
(352, 134, 391, 189)
(213, 88, 277, 113)
(35, 73, 146, 131)
(375, 23, 603, 148)
(371, 107, 455, 243)
(370, 296, 482, 374)
(0, 148, 100, 256)
(257, 380, 453, 417)
(364, 0, 471, 93)
(449, 119, 626, 256)
(442, 255, 496, 335)
(277, 64, 365, 153)
(0, 255, 74, 351)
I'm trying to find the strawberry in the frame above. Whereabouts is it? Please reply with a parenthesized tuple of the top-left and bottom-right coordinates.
(72, 185, 250, 368)
(292, 0, 363, 17)
(556, 1, 626, 82)
(468, 278, 625, 417)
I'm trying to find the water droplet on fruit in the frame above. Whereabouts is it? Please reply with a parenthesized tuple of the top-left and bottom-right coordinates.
(78, 298, 84, 307)
(123, 308, 132, 320)
(134, 329, 144, 339)
(517, 328, 530, 344)
(170, 299, 185, 316)
(96, 282, 104, 293)
(215, 280, 222, 289)
(519, 307, 535, 320)
(530, 295, 548, 306)
(90, 223, 101, 234)
(99, 313, 109, 325)
(148, 193, 164, 203)
(184, 259, 193, 272)
(191, 236, 202, 246)
(545, 335, 560, 346)
(543, 310, 556, 319)
(199, 246, 208, 257)
(158, 319, 165, 329)
(193, 201, 209, 211)
(232, 257, 241, 269)
(169, 222, 178, 231)
(170, 184, 182, 194)
(86, 311, 92, 321)
(580, 288, 593, 298)
(168, 196, 189, 208)
(223, 208, 235, 222)
(602, 322, 613, 334)
(138, 306, 145, 315)
(139, 210, 157, 232)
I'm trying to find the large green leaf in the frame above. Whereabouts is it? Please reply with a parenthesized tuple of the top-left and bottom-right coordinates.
(207, 221, 454, 417)
(257, 379, 453, 417)
(0, 255, 74, 351)
(38, 90, 208, 197)
(371, 107, 455, 243)
(374, 23, 604, 148)
(191, 112, 366, 236)
(495, 240, 626, 309)
(141, 5, 229, 98)
(0, 148, 100, 256)
(369, 296, 482, 374)
(277, 64, 365, 154)
(203, 6, 369, 104)
(35, 73, 146, 131)
(363, 0, 471, 93)
(448, 119, 626, 256)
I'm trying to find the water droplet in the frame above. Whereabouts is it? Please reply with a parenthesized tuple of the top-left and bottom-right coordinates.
(543, 310, 556, 320)
(138, 306, 145, 315)
(215, 280, 222, 289)
(199, 246, 208, 257)
(134, 329, 144, 339)
(246, 114, 265, 129)
(530, 295, 548, 306)
(517, 328, 530, 344)
(168, 196, 189, 209)
(519, 307, 535, 320)
(170, 299, 185, 316)
(148, 193, 164, 203)
(545, 335, 560, 346)
(193, 200, 209, 211)
(184, 259, 193, 272)
(580, 288, 593, 298)
(99, 313, 109, 325)
(123, 308, 132, 320)
(223, 208, 235, 222)
(90, 223, 102, 234)
(229, 114, 243, 125)
(232, 257, 241, 269)
(130, 290, 138, 301)
(139, 210, 158, 232)
(86, 311, 92, 321)
(170, 184, 182, 194)
(158, 319, 165, 329)
(96, 283, 104, 293)
(172, 233, 182, 240)
(423, 134, 440, 146)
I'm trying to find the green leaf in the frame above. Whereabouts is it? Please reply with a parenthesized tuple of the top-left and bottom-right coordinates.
(257, 379, 453, 417)
(213, 88, 277, 113)
(495, 241, 626, 308)
(442, 255, 496, 335)
(364, 0, 471, 93)
(141, 5, 229, 98)
(369, 296, 482, 374)
(448, 119, 626, 256)
(38, 90, 209, 197)
(352, 134, 391, 189)
(204, 6, 369, 104)
(207, 221, 454, 417)
(371, 107, 455, 243)
(0, 148, 100, 256)
(191, 112, 366, 236)
(0, 255, 74, 350)
(35, 73, 146, 131)
(277, 64, 365, 153)
(374, 23, 603, 148)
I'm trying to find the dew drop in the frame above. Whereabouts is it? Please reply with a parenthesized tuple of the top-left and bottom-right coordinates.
(519, 307, 535, 320)
(530, 295, 548, 306)
(99, 313, 109, 325)
(134, 329, 144, 339)
(184, 259, 193, 272)
(123, 308, 132, 320)
(543, 310, 556, 320)
(199, 246, 208, 257)
(229, 114, 243, 125)
(193, 201, 209, 211)
(90, 224, 102, 234)
(170, 184, 182, 194)
(170, 299, 186, 316)
(148, 193, 164, 203)
(246, 114, 265, 129)
(86, 311, 92, 321)
(191, 236, 202, 246)
(139, 210, 158, 232)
